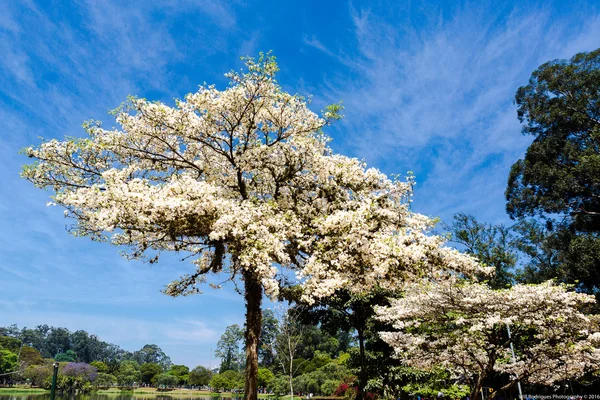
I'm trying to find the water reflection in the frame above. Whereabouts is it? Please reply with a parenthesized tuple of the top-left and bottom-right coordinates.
(0, 395, 245, 400)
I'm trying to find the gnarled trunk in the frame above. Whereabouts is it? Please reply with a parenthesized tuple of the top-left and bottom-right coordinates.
(243, 269, 262, 400)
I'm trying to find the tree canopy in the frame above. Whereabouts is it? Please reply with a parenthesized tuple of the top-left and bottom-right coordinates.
(378, 280, 600, 400)
(507, 49, 600, 227)
(506, 48, 600, 295)
(22, 52, 486, 399)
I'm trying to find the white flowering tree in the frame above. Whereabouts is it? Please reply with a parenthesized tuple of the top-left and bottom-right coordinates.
(377, 280, 600, 400)
(22, 53, 488, 399)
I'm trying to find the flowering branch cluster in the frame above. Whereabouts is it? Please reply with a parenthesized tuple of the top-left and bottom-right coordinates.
(22, 53, 488, 302)
(377, 280, 600, 394)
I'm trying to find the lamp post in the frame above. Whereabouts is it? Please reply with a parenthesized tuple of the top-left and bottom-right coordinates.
(506, 323, 523, 400)
(50, 362, 59, 400)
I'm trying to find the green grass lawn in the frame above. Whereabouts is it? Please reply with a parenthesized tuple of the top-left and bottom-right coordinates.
(0, 386, 307, 399)
(0, 387, 49, 394)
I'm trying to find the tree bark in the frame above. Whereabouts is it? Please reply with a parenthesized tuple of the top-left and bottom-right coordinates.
(357, 327, 367, 400)
(243, 269, 262, 400)
(471, 374, 484, 400)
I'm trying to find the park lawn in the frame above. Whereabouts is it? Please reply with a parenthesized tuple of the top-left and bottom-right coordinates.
(0, 386, 306, 399)
(0, 387, 49, 394)
(96, 387, 304, 399)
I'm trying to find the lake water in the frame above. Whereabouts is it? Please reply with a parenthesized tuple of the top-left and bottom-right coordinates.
(0, 396, 244, 400)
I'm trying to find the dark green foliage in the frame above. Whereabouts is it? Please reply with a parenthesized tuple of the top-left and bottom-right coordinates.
(258, 309, 278, 367)
(93, 372, 117, 387)
(70, 330, 112, 363)
(507, 48, 600, 226)
(116, 360, 141, 387)
(167, 364, 189, 385)
(90, 361, 109, 373)
(55, 349, 77, 362)
(506, 48, 600, 296)
(0, 349, 18, 374)
(155, 372, 178, 387)
(0, 336, 21, 353)
(46, 328, 71, 358)
(189, 365, 212, 386)
(132, 344, 172, 370)
(140, 362, 163, 384)
(215, 324, 244, 373)
(445, 213, 516, 288)
(294, 287, 394, 400)
(210, 369, 243, 391)
(293, 325, 341, 361)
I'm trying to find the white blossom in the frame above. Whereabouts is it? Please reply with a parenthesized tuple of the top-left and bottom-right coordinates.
(377, 280, 600, 396)
(22, 54, 486, 302)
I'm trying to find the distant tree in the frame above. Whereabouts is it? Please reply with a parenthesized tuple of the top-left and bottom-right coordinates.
(46, 328, 71, 357)
(132, 344, 172, 370)
(70, 330, 107, 363)
(94, 372, 116, 387)
(506, 48, 600, 294)
(117, 360, 141, 387)
(62, 362, 98, 392)
(25, 364, 53, 387)
(445, 213, 516, 288)
(140, 362, 163, 385)
(189, 365, 212, 386)
(20, 325, 52, 358)
(259, 309, 278, 367)
(297, 289, 391, 400)
(507, 48, 600, 229)
(0, 336, 21, 353)
(19, 346, 44, 368)
(210, 369, 243, 390)
(90, 361, 109, 373)
(155, 373, 178, 387)
(272, 307, 306, 400)
(0, 349, 18, 375)
(266, 375, 289, 396)
(168, 364, 190, 385)
(215, 325, 244, 373)
(55, 349, 77, 362)
(210, 373, 233, 391)
(0, 325, 19, 337)
(257, 367, 274, 387)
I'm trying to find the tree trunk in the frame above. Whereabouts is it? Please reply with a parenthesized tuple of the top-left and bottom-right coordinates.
(357, 327, 367, 400)
(243, 269, 262, 400)
(471, 371, 487, 400)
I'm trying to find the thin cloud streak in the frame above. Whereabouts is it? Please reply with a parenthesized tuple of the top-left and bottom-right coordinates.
(310, 4, 600, 223)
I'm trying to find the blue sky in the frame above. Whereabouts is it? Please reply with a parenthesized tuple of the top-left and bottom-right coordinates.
(1, 0, 599, 369)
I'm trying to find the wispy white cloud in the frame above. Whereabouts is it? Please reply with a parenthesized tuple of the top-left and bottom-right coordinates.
(0, 0, 246, 368)
(308, 4, 600, 223)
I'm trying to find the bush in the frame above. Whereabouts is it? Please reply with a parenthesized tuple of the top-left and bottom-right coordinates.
(267, 375, 289, 396)
(334, 382, 351, 396)
(155, 373, 178, 387)
(321, 380, 339, 396)
(94, 372, 117, 387)
(24, 365, 52, 387)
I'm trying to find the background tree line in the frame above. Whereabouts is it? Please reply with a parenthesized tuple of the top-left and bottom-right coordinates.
(0, 324, 212, 391)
